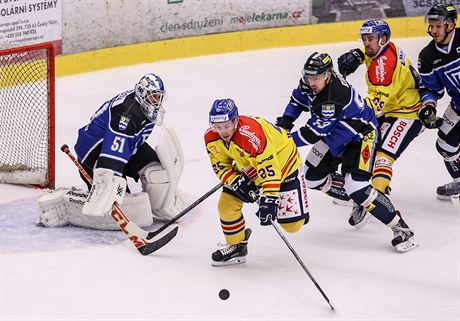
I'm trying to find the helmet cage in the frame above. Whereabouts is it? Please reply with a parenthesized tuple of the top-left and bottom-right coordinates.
(135, 74, 166, 125)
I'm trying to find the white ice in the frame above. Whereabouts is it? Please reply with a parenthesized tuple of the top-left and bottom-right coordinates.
(1, 37, 459, 321)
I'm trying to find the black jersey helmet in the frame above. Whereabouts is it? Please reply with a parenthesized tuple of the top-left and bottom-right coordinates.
(302, 52, 333, 76)
(426, 3, 457, 24)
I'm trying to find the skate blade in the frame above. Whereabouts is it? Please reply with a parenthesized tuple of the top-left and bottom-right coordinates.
(437, 194, 453, 201)
(332, 199, 354, 207)
(211, 256, 246, 267)
(394, 238, 419, 253)
(350, 213, 371, 230)
(451, 194, 460, 208)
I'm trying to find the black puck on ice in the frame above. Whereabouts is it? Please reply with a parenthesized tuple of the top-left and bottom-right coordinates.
(219, 289, 230, 300)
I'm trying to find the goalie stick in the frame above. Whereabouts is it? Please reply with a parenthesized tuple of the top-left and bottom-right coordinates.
(61, 144, 178, 256)
(147, 181, 224, 239)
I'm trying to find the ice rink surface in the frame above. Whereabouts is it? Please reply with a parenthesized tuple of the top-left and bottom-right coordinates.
(1, 37, 459, 320)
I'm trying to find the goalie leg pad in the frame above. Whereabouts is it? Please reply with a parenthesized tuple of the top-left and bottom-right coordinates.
(141, 126, 185, 220)
(38, 188, 152, 230)
(140, 162, 185, 221)
(83, 168, 127, 217)
(67, 191, 153, 230)
(38, 189, 70, 227)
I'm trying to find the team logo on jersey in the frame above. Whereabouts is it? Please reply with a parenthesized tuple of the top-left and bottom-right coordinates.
(119, 115, 130, 130)
(321, 104, 335, 118)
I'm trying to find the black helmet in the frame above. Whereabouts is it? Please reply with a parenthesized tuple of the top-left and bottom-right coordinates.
(303, 52, 333, 76)
(426, 3, 457, 24)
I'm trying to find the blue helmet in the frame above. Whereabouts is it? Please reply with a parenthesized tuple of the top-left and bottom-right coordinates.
(134, 73, 166, 125)
(209, 98, 239, 123)
(360, 19, 391, 40)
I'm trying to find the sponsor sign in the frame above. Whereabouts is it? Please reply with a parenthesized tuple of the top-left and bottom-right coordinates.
(402, 0, 460, 17)
(0, 0, 62, 53)
(154, 0, 311, 40)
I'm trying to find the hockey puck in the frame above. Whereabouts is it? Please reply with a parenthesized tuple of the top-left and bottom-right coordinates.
(219, 289, 230, 300)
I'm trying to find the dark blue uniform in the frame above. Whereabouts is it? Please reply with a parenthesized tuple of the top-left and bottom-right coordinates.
(75, 90, 158, 186)
(418, 28, 460, 180)
(285, 74, 378, 159)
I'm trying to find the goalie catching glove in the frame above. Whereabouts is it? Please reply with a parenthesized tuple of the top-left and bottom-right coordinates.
(337, 48, 364, 77)
(83, 168, 127, 217)
(417, 101, 443, 129)
(230, 172, 260, 203)
(256, 195, 280, 226)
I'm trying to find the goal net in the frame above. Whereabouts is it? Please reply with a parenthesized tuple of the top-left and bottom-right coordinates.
(0, 43, 55, 189)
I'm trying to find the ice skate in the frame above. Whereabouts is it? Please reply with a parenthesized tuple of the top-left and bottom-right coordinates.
(211, 228, 252, 266)
(348, 203, 371, 229)
(436, 181, 460, 200)
(391, 214, 418, 252)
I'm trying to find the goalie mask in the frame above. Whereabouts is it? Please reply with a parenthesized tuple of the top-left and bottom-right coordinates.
(135, 73, 166, 125)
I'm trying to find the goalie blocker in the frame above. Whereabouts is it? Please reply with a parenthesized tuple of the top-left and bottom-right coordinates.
(38, 126, 185, 230)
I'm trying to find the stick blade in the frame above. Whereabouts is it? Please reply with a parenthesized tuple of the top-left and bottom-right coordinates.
(138, 226, 179, 256)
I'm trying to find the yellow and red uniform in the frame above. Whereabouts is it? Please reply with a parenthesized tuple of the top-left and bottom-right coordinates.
(205, 115, 302, 197)
(362, 42, 422, 119)
(204, 115, 305, 244)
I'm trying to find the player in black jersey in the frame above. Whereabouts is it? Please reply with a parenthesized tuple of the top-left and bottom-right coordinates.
(418, 4, 460, 205)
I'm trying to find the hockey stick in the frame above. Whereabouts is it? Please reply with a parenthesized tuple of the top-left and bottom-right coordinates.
(61, 144, 178, 256)
(270, 219, 335, 310)
(244, 167, 334, 310)
(147, 181, 224, 239)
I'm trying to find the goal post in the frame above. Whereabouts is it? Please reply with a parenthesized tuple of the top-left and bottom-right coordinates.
(0, 43, 55, 189)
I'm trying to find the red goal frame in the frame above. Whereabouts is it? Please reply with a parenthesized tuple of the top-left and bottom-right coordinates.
(0, 42, 55, 189)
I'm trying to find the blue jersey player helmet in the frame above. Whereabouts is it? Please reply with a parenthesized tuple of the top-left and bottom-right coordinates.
(360, 19, 391, 40)
(302, 52, 333, 77)
(426, 3, 457, 23)
(209, 98, 239, 124)
(134, 73, 166, 125)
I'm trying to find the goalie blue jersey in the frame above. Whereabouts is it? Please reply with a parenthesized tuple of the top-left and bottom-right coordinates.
(74, 90, 154, 176)
(418, 28, 460, 113)
(282, 73, 378, 157)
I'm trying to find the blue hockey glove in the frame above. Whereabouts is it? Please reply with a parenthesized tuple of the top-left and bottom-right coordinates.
(256, 195, 279, 226)
(276, 116, 295, 132)
(230, 173, 260, 203)
(418, 102, 443, 129)
(337, 48, 364, 77)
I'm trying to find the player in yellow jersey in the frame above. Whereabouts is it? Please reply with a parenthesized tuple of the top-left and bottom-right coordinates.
(337, 19, 425, 226)
(204, 98, 309, 266)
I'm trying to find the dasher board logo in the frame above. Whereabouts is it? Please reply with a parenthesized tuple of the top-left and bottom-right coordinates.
(321, 104, 335, 118)
(119, 115, 130, 130)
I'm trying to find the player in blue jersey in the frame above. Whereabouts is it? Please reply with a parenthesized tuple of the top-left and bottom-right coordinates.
(276, 52, 418, 252)
(418, 4, 460, 204)
(38, 74, 185, 229)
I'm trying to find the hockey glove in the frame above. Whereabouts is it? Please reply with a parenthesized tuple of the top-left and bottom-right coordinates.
(230, 173, 260, 203)
(256, 195, 279, 226)
(337, 49, 364, 77)
(418, 102, 443, 129)
(276, 116, 295, 132)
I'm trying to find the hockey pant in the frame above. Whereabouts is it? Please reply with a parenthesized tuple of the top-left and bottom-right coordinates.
(218, 169, 309, 245)
(436, 104, 460, 180)
(374, 117, 424, 194)
(304, 132, 376, 200)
